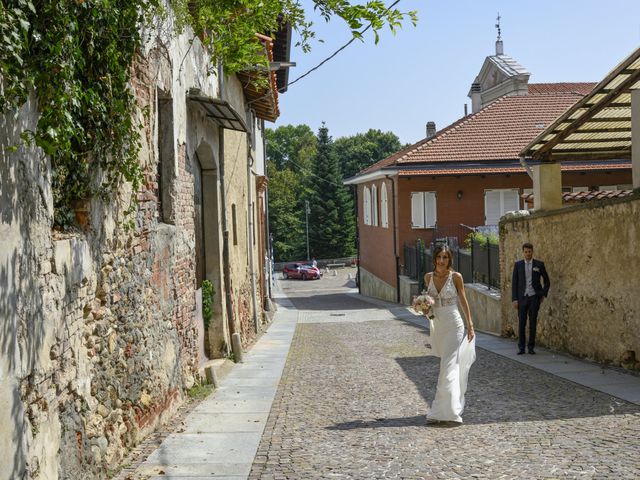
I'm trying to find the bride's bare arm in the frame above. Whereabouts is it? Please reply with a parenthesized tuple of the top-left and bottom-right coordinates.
(453, 272, 475, 340)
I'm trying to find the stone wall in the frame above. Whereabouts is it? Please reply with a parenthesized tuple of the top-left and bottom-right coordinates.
(500, 194, 640, 368)
(0, 17, 266, 480)
(360, 268, 397, 303)
(464, 284, 502, 335)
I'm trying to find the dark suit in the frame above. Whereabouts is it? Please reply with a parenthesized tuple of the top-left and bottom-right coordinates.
(511, 259, 550, 352)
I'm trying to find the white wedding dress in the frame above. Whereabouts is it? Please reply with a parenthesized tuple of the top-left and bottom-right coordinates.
(426, 271, 476, 423)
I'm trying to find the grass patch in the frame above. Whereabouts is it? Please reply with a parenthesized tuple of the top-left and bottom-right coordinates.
(187, 382, 214, 400)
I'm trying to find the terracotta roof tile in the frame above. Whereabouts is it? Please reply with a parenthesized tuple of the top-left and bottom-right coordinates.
(528, 83, 596, 95)
(399, 161, 630, 177)
(399, 94, 586, 164)
(522, 189, 633, 205)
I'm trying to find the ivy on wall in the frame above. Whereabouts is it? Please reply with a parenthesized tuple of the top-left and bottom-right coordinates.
(0, 0, 415, 228)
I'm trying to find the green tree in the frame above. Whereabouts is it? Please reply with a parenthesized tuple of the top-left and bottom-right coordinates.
(265, 124, 317, 172)
(268, 164, 309, 261)
(308, 124, 356, 258)
(265, 124, 317, 261)
(334, 129, 404, 178)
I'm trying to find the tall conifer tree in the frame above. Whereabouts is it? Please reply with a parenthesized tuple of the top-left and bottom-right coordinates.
(308, 124, 356, 259)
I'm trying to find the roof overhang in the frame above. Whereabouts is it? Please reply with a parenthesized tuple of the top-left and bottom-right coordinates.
(395, 160, 630, 177)
(187, 89, 247, 132)
(238, 33, 280, 122)
(521, 46, 640, 162)
(343, 168, 399, 185)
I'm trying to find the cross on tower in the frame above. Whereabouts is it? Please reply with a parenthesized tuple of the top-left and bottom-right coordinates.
(495, 13, 502, 40)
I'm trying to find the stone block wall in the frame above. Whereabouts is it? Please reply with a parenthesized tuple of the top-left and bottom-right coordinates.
(500, 194, 640, 368)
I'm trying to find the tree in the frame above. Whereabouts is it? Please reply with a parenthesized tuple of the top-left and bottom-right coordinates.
(172, 1, 419, 74)
(265, 124, 317, 172)
(267, 164, 309, 261)
(334, 129, 404, 179)
(307, 124, 356, 258)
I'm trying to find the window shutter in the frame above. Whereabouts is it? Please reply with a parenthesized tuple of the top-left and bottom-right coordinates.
(381, 184, 388, 228)
(484, 190, 502, 225)
(503, 189, 520, 214)
(424, 192, 437, 228)
(372, 185, 378, 226)
(411, 192, 425, 228)
(363, 187, 370, 225)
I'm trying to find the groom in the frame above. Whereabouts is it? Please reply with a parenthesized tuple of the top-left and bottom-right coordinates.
(511, 242, 550, 355)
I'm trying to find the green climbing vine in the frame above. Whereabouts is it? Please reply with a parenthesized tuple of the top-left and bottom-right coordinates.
(1, 0, 415, 228)
(202, 279, 215, 329)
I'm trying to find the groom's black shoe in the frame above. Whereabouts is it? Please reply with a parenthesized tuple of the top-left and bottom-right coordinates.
(528, 350, 536, 355)
(517, 350, 525, 355)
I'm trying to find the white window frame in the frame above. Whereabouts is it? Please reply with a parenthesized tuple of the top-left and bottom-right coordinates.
(411, 191, 437, 229)
(363, 186, 371, 225)
(484, 189, 519, 225)
(380, 183, 389, 228)
(371, 184, 378, 226)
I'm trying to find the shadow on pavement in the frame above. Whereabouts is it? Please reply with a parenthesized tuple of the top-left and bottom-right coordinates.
(395, 352, 640, 426)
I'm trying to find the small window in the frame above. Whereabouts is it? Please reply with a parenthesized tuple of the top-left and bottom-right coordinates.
(363, 186, 371, 225)
(232, 204, 238, 245)
(371, 185, 378, 226)
(381, 183, 389, 228)
(411, 192, 437, 229)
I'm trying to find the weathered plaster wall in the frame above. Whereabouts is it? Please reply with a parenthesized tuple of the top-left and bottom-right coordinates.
(0, 16, 259, 480)
(500, 194, 640, 368)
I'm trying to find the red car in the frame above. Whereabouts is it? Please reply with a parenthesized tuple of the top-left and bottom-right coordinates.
(282, 263, 323, 280)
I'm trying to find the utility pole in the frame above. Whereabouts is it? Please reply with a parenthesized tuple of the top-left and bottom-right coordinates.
(305, 200, 310, 261)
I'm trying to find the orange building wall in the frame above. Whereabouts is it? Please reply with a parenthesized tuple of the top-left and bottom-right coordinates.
(357, 179, 398, 289)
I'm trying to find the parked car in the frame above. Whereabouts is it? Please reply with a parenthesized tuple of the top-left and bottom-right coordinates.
(282, 263, 323, 280)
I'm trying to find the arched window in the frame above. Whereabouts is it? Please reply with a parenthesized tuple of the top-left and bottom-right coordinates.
(363, 186, 371, 225)
(371, 185, 378, 226)
(381, 183, 388, 228)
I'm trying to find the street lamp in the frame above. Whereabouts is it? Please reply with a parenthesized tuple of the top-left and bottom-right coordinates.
(305, 200, 310, 261)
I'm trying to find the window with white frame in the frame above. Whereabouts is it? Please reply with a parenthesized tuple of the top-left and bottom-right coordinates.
(484, 189, 519, 225)
(363, 186, 371, 225)
(411, 191, 437, 229)
(371, 185, 378, 226)
(381, 183, 389, 228)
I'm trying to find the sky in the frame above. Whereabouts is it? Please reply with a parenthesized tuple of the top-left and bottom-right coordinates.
(273, 0, 640, 145)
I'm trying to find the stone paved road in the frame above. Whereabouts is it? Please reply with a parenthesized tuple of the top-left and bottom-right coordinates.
(249, 273, 640, 479)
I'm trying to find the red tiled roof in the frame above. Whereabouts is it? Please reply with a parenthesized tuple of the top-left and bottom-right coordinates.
(400, 161, 630, 177)
(528, 83, 596, 95)
(398, 93, 585, 164)
(522, 189, 633, 205)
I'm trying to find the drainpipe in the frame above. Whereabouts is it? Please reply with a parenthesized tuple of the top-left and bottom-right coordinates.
(353, 184, 360, 294)
(217, 62, 238, 354)
(388, 175, 400, 303)
(246, 128, 259, 335)
(519, 156, 533, 179)
(263, 131, 273, 301)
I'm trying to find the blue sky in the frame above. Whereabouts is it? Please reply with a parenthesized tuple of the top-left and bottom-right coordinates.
(273, 0, 640, 145)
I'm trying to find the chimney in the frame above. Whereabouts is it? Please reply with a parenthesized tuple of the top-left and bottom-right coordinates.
(470, 83, 482, 113)
(495, 39, 504, 55)
(426, 121, 436, 139)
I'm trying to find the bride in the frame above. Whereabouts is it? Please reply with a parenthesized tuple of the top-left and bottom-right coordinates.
(424, 244, 475, 424)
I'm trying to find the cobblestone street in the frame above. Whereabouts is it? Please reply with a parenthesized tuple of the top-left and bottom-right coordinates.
(249, 274, 640, 479)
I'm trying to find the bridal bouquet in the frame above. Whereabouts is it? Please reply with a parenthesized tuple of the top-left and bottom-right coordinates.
(412, 291, 435, 320)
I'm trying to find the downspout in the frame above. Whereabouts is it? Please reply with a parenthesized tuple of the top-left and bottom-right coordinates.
(520, 155, 533, 179)
(246, 129, 259, 335)
(217, 62, 237, 349)
(353, 185, 360, 294)
(388, 175, 400, 303)
(263, 130, 273, 301)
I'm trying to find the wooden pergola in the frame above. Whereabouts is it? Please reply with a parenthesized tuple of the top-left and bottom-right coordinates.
(521, 47, 640, 162)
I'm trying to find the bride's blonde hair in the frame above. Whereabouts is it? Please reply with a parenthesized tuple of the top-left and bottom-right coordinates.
(432, 244, 454, 270)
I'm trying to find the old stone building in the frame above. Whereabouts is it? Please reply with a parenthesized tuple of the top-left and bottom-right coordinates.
(0, 12, 289, 480)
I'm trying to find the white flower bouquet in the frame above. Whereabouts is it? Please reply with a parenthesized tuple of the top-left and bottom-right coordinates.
(412, 291, 436, 320)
